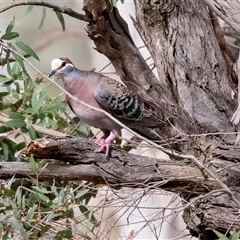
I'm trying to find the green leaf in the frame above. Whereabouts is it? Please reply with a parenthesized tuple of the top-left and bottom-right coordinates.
(37, 192, 49, 202)
(1, 32, 19, 40)
(9, 112, 25, 120)
(24, 5, 34, 17)
(28, 125, 37, 140)
(213, 230, 229, 240)
(32, 186, 51, 194)
(75, 189, 89, 199)
(0, 77, 12, 83)
(5, 17, 15, 34)
(29, 155, 37, 174)
(12, 52, 24, 69)
(39, 7, 46, 29)
(31, 89, 46, 114)
(0, 126, 12, 133)
(15, 188, 22, 206)
(4, 119, 26, 128)
(230, 229, 240, 240)
(27, 204, 37, 220)
(11, 62, 21, 79)
(16, 41, 39, 61)
(0, 92, 9, 98)
(56, 229, 73, 239)
(15, 142, 26, 151)
(11, 221, 21, 230)
(2, 142, 9, 160)
(42, 102, 63, 112)
(109, 0, 118, 7)
(55, 11, 65, 31)
(59, 189, 66, 204)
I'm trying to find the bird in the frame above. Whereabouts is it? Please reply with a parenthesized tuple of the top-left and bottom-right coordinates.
(48, 57, 163, 156)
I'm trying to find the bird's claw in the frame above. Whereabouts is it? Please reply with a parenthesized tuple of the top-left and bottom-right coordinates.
(94, 141, 111, 156)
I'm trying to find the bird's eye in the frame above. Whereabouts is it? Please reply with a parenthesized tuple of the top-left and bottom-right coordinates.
(61, 61, 66, 67)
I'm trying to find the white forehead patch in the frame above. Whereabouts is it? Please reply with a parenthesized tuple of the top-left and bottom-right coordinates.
(51, 59, 63, 70)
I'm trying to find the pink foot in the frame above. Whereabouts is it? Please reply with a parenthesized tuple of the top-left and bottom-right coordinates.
(94, 142, 111, 156)
(95, 138, 105, 146)
(95, 132, 109, 146)
(94, 133, 117, 156)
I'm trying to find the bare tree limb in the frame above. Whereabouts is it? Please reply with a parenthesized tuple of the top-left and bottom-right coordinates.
(209, 9, 236, 71)
(0, 1, 90, 22)
(17, 137, 219, 197)
(205, 0, 240, 33)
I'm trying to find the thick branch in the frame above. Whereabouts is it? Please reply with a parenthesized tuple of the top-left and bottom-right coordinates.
(0, 1, 90, 22)
(23, 136, 220, 197)
(205, 0, 240, 33)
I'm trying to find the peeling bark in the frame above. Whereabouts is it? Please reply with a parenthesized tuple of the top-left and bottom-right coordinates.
(134, 0, 236, 136)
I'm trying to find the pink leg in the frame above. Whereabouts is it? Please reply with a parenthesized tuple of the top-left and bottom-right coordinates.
(95, 132, 109, 146)
(94, 133, 117, 156)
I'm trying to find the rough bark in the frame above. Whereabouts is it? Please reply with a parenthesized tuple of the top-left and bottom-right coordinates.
(14, 137, 219, 196)
(134, 0, 235, 136)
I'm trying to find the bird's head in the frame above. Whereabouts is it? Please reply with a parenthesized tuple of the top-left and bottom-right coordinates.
(49, 58, 74, 78)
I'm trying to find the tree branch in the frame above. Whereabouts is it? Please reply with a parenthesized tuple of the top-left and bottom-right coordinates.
(205, 0, 240, 33)
(0, 1, 90, 22)
(19, 136, 219, 197)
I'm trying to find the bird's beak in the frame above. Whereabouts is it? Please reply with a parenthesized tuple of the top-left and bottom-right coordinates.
(48, 69, 57, 78)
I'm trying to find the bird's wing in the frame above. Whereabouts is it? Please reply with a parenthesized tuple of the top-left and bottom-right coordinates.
(94, 75, 162, 127)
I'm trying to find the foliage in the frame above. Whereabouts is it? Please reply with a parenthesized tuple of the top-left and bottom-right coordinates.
(108, 0, 125, 7)
(0, 16, 96, 238)
(213, 229, 240, 240)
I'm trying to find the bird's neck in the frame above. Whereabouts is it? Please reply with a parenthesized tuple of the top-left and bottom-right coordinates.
(62, 69, 97, 95)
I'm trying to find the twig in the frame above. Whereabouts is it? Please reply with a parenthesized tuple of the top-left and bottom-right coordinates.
(0, 1, 90, 22)
(0, 113, 66, 137)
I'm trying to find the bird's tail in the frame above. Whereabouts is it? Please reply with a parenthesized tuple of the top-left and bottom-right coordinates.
(132, 126, 181, 152)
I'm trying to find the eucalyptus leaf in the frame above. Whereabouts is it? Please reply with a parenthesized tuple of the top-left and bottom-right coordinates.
(75, 189, 89, 199)
(5, 17, 15, 34)
(39, 7, 46, 29)
(1, 32, 19, 40)
(4, 119, 26, 128)
(9, 112, 25, 120)
(29, 155, 37, 174)
(24, 5, 34, 17)
(28, 125, 37, 140)
(16, 41, 39, 61)
(55, 11, 65, 31)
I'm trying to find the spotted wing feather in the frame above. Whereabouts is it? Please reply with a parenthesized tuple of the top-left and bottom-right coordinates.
(94, 75, 161, 127)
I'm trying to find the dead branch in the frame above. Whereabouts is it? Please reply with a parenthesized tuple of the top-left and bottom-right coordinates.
(205, 0, 240, 33)
(21, 136, 219, 197)
(0, 1, 90, 22)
